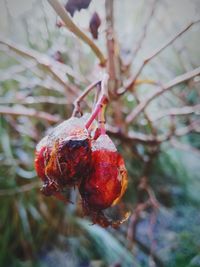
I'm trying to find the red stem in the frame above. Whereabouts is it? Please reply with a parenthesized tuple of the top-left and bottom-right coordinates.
(98, 103, 106, 135)
(85, 74, 109, 130)
(85, 94, 107, 130)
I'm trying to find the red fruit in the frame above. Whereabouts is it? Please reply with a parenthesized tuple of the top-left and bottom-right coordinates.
(80, 135, 128, 211)
(45, 136, 91, 186)
(34, 136, 49, 181)
(35, 117, 92, 197)
(46, 117, 92, 186)
(35, 115, 129, 227)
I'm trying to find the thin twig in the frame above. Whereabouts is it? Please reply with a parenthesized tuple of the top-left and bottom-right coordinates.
(0, 181, 40, 196)
(107, 125, 160, 145)
(127, 176, 160, 267)
(85, 74, 109, 129)
(0, 105, 61, 123)
(47, 0, 106, 66)
(72, 80, 101, 116)
(135, 238, 164, 267)
(175, 120, 200, 136)
(126, 66, 200, 123)
(170, 138, 200, 157)
(0, 96, 68, 105)
(127, 200, 151, 241)
(131, 0, 158, 61)
(105, 0, 120, 95)
(133, 91, 158, 136)
(0, 38, 84, 83)
(134, 79, 159, 86)
(105, 0, 115, 80)
(121, 20, 200, 94)
(107, 118, 200, 145)
(152, 104, 200, 121)
(0, 38, 74, 76)
(0, 38, 78, 96)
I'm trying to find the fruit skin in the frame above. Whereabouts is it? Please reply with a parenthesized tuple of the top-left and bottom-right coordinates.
(34, 136, 50, 181)
(80, 150, 127, 210)
(34, 117, 92, 197)
(79, 134, 128, 211)
(35, 118, 129, 228)
(34, 145, 47, 181)
(45, 137, 92, 186)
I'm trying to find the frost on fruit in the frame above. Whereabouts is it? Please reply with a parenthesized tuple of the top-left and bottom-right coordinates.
(35, 117, 92, 197)
(35, 116, 129, 228)
(45, 117, 91, 186)
(79, 134, 128, 228)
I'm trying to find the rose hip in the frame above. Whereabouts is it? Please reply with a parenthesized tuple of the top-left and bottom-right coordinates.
(35, 117, 92, 195)
(79, 134, 128, 226)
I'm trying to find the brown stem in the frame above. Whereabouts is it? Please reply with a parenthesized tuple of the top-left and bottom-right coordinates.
(47, 0, 106, 66)
(105, 0, 115, 80)
(175, 120, 200, 136)
(0, 181, 40, 196)
(133, 91, 158, 136)
(127, 200, 151, 241)
(85, 74, 109, 129)
(0, 96, 68, 105)
(98, 103, 106, 135)
(0, 38, 78, 96)
(105, 0, 120, 95)
(0, 106, 60, 123)
(107, 119, 200, 145)
(135, 238, 164, 267)
(126, 66, 200, 123)
(131, 0, 158, 61)
(72, 80, 101, 117)
(121, 20, 200, 94)
(170, 138, 200, 157)
(151, 104, 200, 121)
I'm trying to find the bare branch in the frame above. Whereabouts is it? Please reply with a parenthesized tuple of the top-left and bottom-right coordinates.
(127, 177, 159, 244)
(0, 96, 68, 105)
(135, 238, 164, 267)
(170, 138, 200, 157)
(0, 38, 80, 79)
(0, 38, 78, 96)
(121, 20, 200, 94)
(105, 0, 121, 95)
(175, 120, 200, 136)
(107, 118, 200, 145)
(106, 125, 160, 145)
(85, 74, 109, 130)
(0, 181, 40, 196)
(127, 201, 152, 239)
(105, 0, 115, 79)
(47, 0, 106, 66)
(135, 79, 159, 86)
(152, 104, 200, 121)
(131, 0, 158, 60)
(72, 80, 101, 116)
(126, 66, 200, 123)
(133, 90, 158, 136)
(0, 105, 61, 123)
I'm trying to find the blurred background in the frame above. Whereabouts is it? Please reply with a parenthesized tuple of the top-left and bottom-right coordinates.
(0, 0, 200, 266)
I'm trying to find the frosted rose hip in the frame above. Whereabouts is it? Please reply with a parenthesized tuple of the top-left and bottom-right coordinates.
(34, 136, 49, 181)
(35, 117, 92, 196)
(80, 134, 128, 211)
